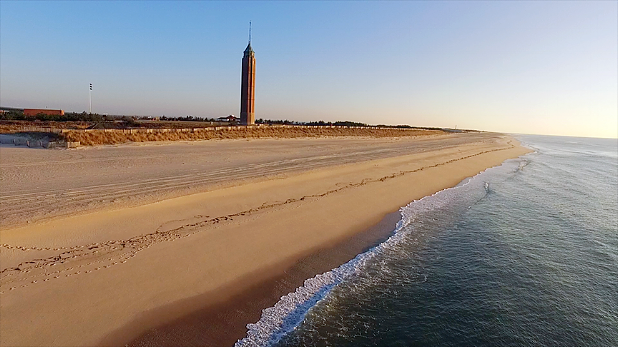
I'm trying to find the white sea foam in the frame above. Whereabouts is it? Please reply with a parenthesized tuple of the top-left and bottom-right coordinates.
(235, 159, 523, 347)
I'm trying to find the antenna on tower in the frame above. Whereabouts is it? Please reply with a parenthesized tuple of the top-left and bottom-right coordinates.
(249, 21, 252, 44)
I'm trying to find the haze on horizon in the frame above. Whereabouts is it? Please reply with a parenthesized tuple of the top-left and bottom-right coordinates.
(1, 1, 616, 138)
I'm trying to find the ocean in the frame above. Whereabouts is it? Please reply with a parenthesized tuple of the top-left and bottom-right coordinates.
(236, 135, 617, 347)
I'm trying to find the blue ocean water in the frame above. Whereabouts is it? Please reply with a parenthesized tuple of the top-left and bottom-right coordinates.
(237, 135, 617, 347)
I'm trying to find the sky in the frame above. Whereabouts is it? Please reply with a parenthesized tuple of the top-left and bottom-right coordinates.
(1, 1, 616, 138)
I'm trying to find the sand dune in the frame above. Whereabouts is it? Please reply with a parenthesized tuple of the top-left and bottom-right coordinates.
(0, 133, 531, 346)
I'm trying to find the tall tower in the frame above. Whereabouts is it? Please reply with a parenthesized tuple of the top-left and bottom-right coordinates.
(240, 23, 256, 125)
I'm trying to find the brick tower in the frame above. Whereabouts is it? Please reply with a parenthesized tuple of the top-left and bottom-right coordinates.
(240, 26, 256, 125)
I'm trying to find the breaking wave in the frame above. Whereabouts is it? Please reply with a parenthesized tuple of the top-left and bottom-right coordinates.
(235, 158, 523, 347)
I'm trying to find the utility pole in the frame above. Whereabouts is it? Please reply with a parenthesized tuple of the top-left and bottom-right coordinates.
(89, 83, 93, 114)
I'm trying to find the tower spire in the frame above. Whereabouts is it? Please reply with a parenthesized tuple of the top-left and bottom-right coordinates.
(249, 21, 252, 44)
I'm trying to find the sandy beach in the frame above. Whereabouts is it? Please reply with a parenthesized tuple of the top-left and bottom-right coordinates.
(0, 132, 531, 346)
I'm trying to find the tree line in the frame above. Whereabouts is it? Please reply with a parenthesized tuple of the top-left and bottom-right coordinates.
(0, 110, 104, 122)
(1, 111, 434, 130)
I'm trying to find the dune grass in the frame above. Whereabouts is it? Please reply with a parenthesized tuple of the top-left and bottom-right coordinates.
(61, 127, 445, 146)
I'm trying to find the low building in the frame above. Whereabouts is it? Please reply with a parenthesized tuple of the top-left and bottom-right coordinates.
(217, 115, 239, 122)
(24, 109, 64, 116)
(0, 107, 24, 112)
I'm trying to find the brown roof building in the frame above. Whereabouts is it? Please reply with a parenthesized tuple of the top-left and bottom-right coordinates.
(24, 109, 64, 116)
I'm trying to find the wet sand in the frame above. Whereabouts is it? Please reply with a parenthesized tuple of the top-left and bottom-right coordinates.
(110, 213, 400, 347)
(0, 133, 531, 346)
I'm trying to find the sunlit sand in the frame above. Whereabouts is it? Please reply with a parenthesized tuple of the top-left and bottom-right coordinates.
(0, 133, 531, 346)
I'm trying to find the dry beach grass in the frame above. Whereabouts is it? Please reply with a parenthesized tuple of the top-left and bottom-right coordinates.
(62, 126, 446, 146)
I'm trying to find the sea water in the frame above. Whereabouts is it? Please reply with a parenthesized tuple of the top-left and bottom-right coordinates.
(236, 135, 617, 346)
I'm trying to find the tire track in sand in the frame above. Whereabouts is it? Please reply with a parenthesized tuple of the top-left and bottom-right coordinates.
(0, 142, 516, 294)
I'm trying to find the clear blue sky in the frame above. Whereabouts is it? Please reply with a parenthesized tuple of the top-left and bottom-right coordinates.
(1, 1, 616, 138)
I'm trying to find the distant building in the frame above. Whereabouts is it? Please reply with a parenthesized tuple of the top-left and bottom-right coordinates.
(218, 115, 239, 122)
(0, 107, 24, 112)
(24, 109, 64, 116)
(240, 33, 256, 125)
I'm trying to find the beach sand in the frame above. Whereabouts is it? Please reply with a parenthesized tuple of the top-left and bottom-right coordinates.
(0, 133, 531, 346)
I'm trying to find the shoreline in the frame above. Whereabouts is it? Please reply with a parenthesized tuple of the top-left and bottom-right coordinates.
(0, 133, 532, 346)
(121, 137, 532, 347)
(110, 212, 400, 347)
(122, 148, 528, 347)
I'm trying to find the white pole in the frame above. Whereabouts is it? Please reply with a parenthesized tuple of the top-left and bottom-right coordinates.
(89, 83, 92, 114)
